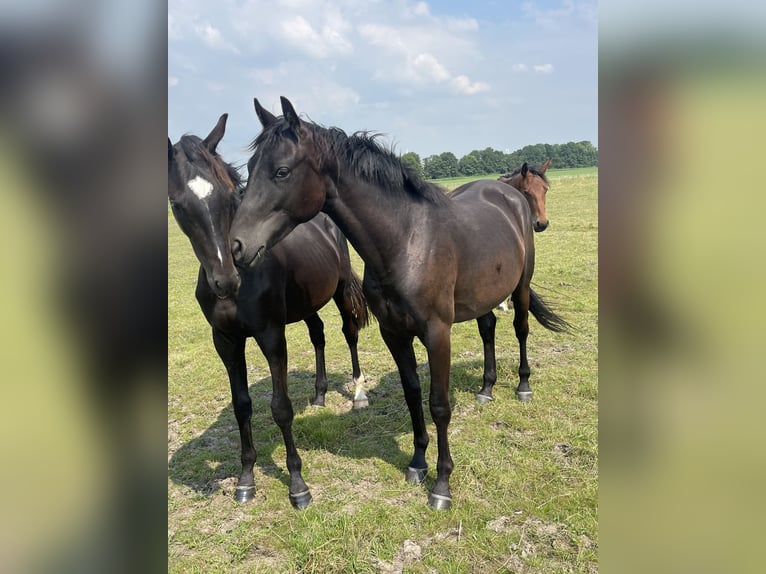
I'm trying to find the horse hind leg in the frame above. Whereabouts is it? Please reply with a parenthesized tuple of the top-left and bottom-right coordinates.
(333, 286, 367, 409)
(475, 312, 498, 403)
(304, 313, 328, 407)
(511, 286, 532, 402)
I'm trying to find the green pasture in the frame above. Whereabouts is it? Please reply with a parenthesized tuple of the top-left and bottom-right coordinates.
(168, 169, 598, 572)
(430, 166, 597, 190)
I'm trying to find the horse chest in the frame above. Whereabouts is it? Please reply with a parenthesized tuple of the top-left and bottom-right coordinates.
(203, 297, 242, 333)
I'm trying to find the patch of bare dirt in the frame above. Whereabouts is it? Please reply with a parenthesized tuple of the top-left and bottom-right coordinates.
(372, 539, 423, 574)
(486, 514, 598, 573)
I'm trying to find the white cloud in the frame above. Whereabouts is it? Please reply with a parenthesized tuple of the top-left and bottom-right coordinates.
(511, 63, 528, 72)
(411, 2, 430, 17)
(358, 24, 488, 94)
(450, 75, 490, 95)
(412, 53, 450, 83)
(168, 76, 179, 87)
(278, 15, 352, 59)
(447, 17, 479, 32)
(194, 22, 240, 53)
(533, 63, 555, 73)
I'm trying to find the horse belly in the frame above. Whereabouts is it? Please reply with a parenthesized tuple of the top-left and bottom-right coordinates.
(453, 264, 523, 322)
(452, 230, 526, 322)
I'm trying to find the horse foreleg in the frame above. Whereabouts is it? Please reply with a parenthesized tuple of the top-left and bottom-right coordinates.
(212, 329, 255, 503)
(256, 326, 312, 509)
(424, 322, 455, 510)
(304, 313, 328, 407)
(475, 312, 498, 402)
(379, 326, 429, 484)
(511, 286, 532, 401)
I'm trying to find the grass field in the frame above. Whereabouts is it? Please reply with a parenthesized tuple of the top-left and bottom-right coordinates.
(430, 166, 598, 190)
(168, 168, 598, 572)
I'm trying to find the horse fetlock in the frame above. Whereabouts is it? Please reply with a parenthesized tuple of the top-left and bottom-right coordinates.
(353, 385, 369, 409)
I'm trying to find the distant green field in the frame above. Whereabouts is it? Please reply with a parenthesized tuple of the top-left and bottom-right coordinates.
(430, 166, 598, 190)
(168, 168, 597, 572)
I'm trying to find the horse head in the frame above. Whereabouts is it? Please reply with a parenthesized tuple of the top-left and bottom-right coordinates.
(499, 159, 551, 232)
(168, 114, 241, 298)
(231, 97, 327, 268)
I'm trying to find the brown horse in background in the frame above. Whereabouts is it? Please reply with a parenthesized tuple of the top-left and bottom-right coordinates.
(451, 160, 555, 396)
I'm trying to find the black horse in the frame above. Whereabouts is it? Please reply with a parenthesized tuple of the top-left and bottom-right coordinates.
(168, 114, 369, 508)
(230, 97, 569, 510)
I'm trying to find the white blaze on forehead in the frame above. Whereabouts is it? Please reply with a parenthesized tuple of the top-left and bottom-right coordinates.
(187, 175, 214, 200)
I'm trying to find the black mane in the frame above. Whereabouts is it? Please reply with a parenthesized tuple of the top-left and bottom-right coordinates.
(251, 119, 448, 205)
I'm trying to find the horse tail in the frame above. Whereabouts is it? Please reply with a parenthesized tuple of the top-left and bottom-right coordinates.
(529, 289, 572, 333)
(345, 269, 370, 329)
(324, 214, 371, 329)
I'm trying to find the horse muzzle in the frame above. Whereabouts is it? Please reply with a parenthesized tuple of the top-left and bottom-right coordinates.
(211, 270, 241, 298)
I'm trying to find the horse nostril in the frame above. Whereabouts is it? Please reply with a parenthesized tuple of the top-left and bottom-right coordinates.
(231, 238, 243, 259)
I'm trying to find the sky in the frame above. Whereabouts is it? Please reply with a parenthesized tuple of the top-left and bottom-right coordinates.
(168, 0, 597, 168)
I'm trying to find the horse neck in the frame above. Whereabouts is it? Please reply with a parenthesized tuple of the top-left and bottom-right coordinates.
(323, 172, 425, 277)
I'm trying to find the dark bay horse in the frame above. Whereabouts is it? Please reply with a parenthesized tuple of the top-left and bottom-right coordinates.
(230, 97, 569, 510)
(168, 114, 369, 508)
(452, 160, 557, 397)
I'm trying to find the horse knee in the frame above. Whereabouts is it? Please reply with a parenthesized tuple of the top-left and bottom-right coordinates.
(232, 394, 253, 423)
(429, 399, 452, 424)
(270, 398, 294, 428)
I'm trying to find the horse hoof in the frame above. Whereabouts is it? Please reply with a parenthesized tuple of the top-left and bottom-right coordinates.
(405, 466, 428, 485)
(234, 485, 255, 503)
(516, 390, 533, 402)
(428, 493, 452, 511)
(476, 393, 494, 404)
(290, 489, 313, 510)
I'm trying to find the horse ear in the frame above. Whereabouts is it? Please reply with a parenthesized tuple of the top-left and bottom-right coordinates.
(254, 98, 278, 128)
(540, 159, 551, 173)
(203, 113, 228, 153)
(521, 162, 528, 177)
(280, 96, 303, 137)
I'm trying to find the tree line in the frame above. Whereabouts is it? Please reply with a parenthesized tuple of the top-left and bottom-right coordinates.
(401, 140, 598, 180)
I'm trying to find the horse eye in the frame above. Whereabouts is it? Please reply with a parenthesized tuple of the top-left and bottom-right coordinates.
(275, 167, 290, 179)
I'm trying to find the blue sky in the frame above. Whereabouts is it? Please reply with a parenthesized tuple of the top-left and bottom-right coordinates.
(168, 0, 597, 168)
